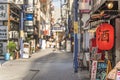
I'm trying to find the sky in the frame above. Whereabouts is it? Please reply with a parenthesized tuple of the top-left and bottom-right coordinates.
(52, 0, 64, 23)
(52, 0, 64, 8)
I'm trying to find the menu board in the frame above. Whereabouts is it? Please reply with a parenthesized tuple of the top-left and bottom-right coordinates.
(96, 61, 107, 80)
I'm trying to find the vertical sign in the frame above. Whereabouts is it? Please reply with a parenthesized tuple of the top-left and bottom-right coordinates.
(0, 26, 8, 40)
(91, 60, 97, 80)
(74, 22, 78, 33)
(0, 4, 8, 20)
(79, 0, 91, 13)
(26, 0, 33, 13)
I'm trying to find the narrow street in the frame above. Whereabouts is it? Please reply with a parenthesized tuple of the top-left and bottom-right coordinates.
(0, 48, 89, 80)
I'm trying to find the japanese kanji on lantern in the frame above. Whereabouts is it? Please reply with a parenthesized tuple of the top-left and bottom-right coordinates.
(96, 23, 114, 50)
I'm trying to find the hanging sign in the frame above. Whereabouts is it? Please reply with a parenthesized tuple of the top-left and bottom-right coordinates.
(96, 23, 114, 50)
(74, 22, 78, 33)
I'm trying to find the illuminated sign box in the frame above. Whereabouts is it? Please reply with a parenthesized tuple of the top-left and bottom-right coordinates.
(25, 21, 33, 26)
(26, 14, 33, 21)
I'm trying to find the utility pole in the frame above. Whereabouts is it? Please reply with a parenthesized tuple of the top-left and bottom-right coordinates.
(20, 4, 25, 58)
(73, 0, 78, 73)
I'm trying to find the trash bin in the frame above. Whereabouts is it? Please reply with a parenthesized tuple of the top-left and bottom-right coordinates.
(5, 53, 10, 60)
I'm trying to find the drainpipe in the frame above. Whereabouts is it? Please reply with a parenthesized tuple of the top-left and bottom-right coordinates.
(73, 0, 78, 73)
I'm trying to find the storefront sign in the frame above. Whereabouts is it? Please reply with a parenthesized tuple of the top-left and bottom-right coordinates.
(96, 23, 114, 50)
(96, 61, 107, 80)
(43, 30, 49, 35)
(79, 0, 91, 13)
(26, 0, 33, 13)
(0, 26, 8, 40)
(52, 27, 65, 32)
(25, 21, 33, 26)
(91, 61, 97, 80)
(26, 14, 33, 21)
(0, 4, 8, 20)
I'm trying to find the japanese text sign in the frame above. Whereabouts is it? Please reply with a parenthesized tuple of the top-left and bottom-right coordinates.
(74, 22, 78, 33)
(96, 23, 114, 50)
(0, 26, 8, 40)
(0, 4, 8, 20)
(91, 60, 97, 80)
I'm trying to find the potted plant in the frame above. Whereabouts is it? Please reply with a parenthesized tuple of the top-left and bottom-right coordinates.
(7, 41, 16, 60)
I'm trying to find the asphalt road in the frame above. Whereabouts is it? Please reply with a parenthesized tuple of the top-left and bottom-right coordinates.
(0, 48, 89, 80)
(23, 49, 80, 80)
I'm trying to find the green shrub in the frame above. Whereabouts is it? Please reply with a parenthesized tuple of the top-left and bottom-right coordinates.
(7, 41, 16, 56)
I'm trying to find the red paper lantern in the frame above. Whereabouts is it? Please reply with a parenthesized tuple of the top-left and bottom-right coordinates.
(96, 23, 114, 50)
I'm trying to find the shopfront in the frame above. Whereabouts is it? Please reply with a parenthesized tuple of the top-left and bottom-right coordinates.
(86, 0, 120, 79)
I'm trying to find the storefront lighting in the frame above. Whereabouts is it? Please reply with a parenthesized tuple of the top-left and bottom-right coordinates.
(107, 2, 113, 9)
(100, 11, 104, 16)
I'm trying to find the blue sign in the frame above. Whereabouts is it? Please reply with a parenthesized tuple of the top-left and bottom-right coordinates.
(26, 14, 33, 21)
(96, 61, 107, 80)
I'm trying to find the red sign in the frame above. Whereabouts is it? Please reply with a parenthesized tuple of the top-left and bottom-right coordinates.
(43, 30, 49, 35)
(89, 38, 96, 51)
(96, 23, 114, 50)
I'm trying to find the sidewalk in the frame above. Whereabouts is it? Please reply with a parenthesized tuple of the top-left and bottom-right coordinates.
(0, 48, 90, 80)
